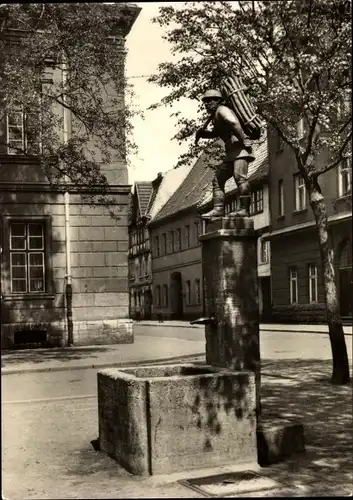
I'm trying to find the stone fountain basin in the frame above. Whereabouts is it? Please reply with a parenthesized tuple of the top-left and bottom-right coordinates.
(98, 363, 257, 475)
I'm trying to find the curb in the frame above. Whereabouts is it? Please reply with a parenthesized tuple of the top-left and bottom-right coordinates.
(1, 352, 206, 376)
(136, 322, 352, 335)
(137, 322, 203, 329)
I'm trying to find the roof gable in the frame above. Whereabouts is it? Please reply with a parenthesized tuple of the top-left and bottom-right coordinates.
(135, 182, 153, 218)
(150, 151, 216, 224)
(148, 163, 193, 221)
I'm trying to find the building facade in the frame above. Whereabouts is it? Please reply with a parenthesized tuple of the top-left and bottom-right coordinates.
(128, 182, 153, 320)
(0, 6, 140, 348)
(267, 126, 352, 323)
(128, 165, 193, 320)
(148, 141, 271, 322)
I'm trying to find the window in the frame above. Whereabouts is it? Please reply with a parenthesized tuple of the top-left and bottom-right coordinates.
(294, 174, 306, 211)
(145, 255, 149, 276)
(6, 101, 42, 155)
(135, 259, 140, 278)
(194, 221, 200, 243)
(308, 264, 318, 303)
(195, 279, 201, 305)
(10, 222, 45, 293)
(162, 233, 167, 255)
(229, 199, 236, 213)
(175, 228, 181, 251)
(163, 284, 169, 307)
(338, 159, 352, 197)
(155, 236, 160, 257)
(225, 200, 236, 214)
(260, 239, 268, 264)
(130, 261, 136, 280)
(250, 188, 263, 215)
(289, 266, 298, 304)
(185, 225, 190, 249)
(168, 230, 174, 254)
(278, 179, 284, 216)
(155, 285, 161, 307)
(296, 118, 305, 139)
(7, 108, 26, 154)
(186, 280, 191, 305)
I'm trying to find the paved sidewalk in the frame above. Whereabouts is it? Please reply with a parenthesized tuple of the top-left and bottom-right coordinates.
(2, 357, 352, 498)
(137, 320, 353, 334)
(2, 323, 352, 375)
(1, 335, 205, 375)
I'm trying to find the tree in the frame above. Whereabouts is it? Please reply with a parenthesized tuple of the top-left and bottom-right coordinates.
(0, 3, 138, 204)
(151, 0, 352, 384)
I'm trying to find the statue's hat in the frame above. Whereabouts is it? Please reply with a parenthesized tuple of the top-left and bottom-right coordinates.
(201, 89, 223, 102)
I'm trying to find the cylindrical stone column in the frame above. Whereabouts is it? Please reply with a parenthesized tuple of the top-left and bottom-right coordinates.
(199, 216, 260, 374)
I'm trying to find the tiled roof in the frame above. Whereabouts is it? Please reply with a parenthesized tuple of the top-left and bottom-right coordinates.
(198, 140, 268, 207)
(150, 139, 268, 222)
(135, 182, 153, 217)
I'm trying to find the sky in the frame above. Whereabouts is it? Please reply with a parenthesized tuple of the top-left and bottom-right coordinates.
(125, 2, 199, 185)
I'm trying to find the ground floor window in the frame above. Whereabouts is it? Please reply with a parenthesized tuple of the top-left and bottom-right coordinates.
(10, 221, 46, 293)
(163, 284, 169, 307)
(155, 285, 161, 307)
(308, 263, 318, 303)
(195, 279, 201, 305)
(185, 280, 191, 305)
(289, 266, 298, 304)
(260, 239, 268, 263)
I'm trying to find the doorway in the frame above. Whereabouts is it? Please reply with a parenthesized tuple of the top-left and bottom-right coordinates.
(170, 272, 183, 319)
(338, 239, 352, 318)
(260, 276, 272, 322)
(339, 268, 352, 317)
(144, 289, 152, 320)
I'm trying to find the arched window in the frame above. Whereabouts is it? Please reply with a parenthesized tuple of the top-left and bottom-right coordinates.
(338, 239, 352, 269)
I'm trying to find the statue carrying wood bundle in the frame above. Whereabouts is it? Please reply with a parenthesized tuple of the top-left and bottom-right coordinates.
(221, 74, 262, 141)
(195, 74, 263, 218)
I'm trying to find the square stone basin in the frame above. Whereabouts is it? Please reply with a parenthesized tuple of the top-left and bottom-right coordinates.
(98, 363, 257, 475)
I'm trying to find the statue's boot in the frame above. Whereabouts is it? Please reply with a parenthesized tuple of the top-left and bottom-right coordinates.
(228, 195, 251, 217)
(228, 180, 251, 217)
(202, 185, 225, 219)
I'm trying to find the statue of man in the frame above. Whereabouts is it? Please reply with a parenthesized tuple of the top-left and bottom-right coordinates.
(196, 89, 255, 218)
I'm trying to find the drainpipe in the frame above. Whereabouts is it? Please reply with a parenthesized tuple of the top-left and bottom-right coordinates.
(62, 63, 73, 346)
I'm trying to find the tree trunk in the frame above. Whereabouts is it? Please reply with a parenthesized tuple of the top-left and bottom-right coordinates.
(309, 180, 350, 385)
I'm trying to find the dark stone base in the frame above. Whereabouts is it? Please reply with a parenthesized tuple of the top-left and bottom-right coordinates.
(205, 215, 254, 232)
(257, 418, 305, 466)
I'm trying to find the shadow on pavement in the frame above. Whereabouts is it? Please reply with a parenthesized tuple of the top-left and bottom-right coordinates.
(65, 358, 352, 496)
(2, 357, 352, 497)
(260, 358, 353, 495)
(1, 346, 112, 365)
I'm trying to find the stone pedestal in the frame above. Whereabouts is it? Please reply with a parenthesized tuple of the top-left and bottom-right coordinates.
(98, 364, 257, 475)
(200, 216, 260, 373)
(96, 215, 305, 475)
